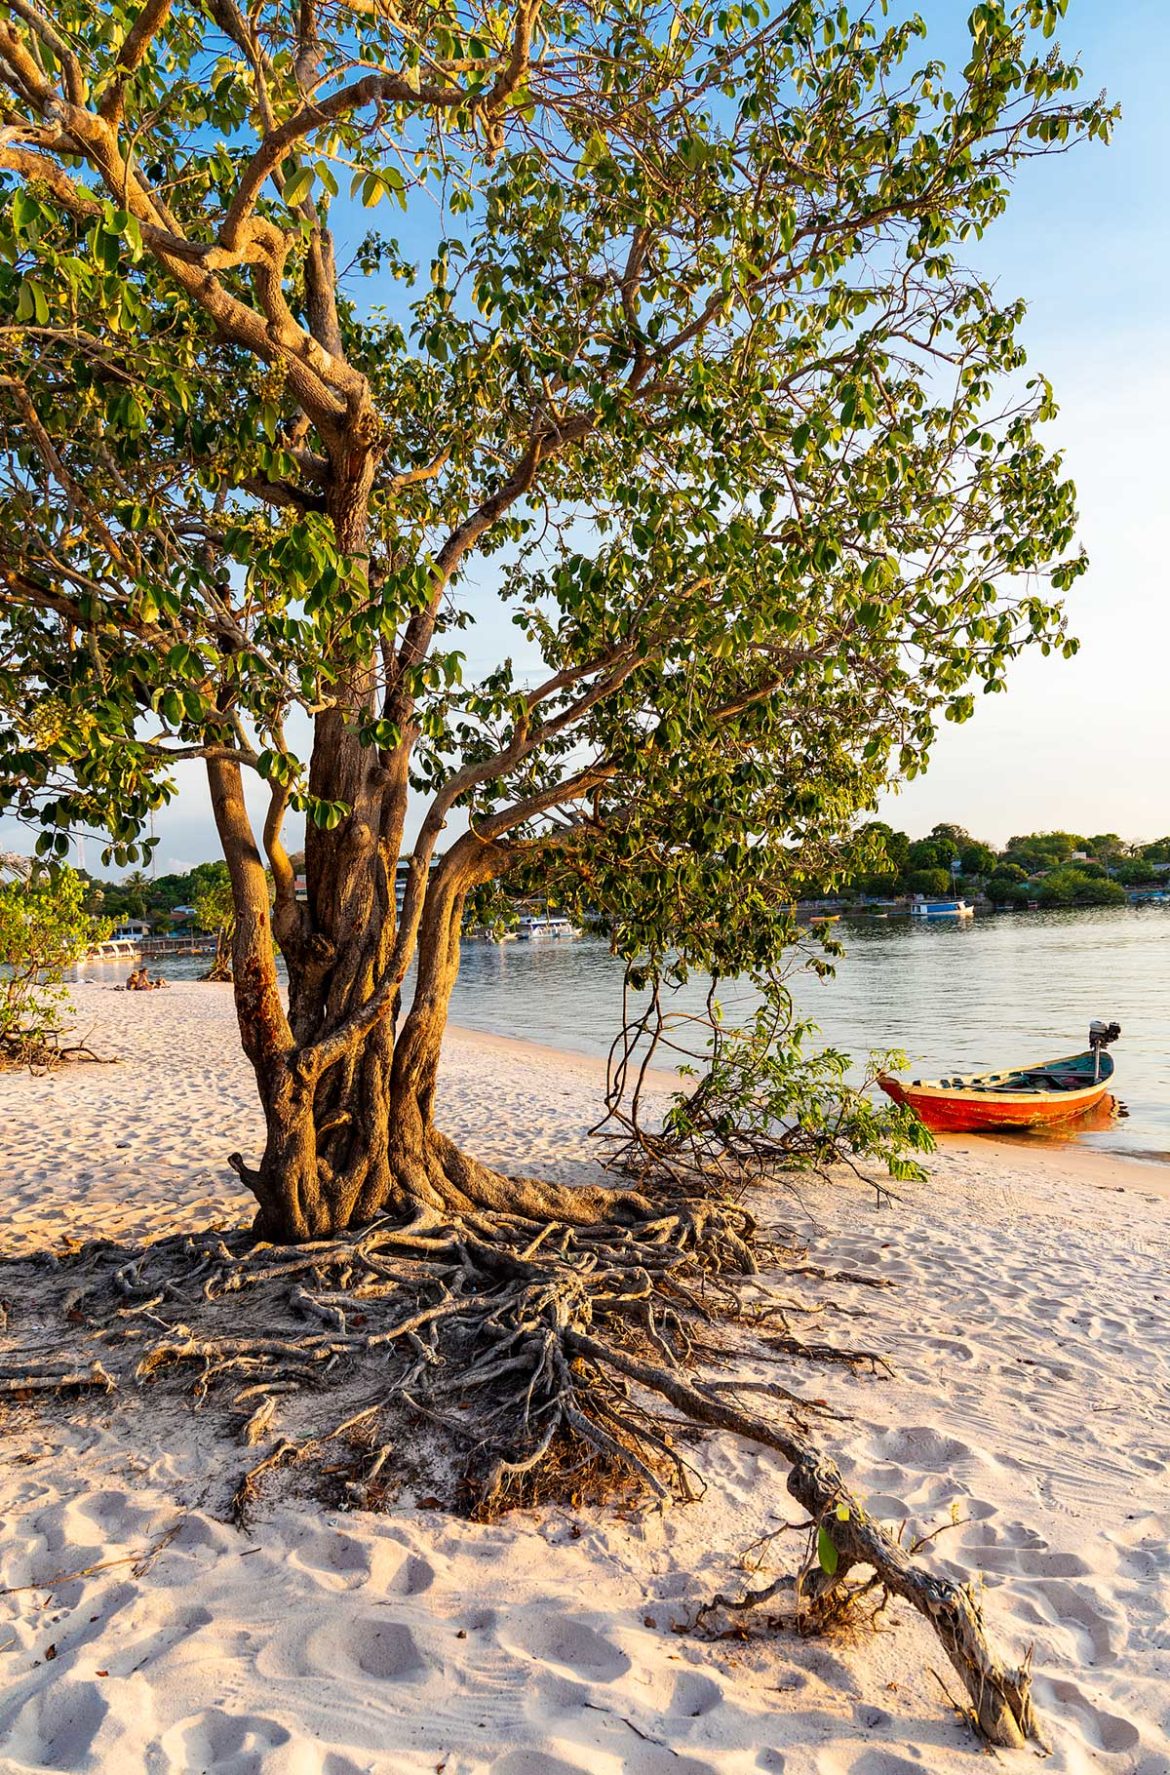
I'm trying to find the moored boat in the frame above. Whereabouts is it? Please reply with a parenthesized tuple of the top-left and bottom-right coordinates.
(908, 897, 974, 918)
(878, 1020, 1121, 1134)
(84, 936, 141, 962)
(517, 914, 577, 940)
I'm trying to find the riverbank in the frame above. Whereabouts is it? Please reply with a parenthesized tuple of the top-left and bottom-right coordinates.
(1, 983, 1167, 1773)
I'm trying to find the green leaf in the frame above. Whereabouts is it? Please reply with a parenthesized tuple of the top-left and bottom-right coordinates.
(817, 1525, 839, 1577)
(282, 165, 314, 208)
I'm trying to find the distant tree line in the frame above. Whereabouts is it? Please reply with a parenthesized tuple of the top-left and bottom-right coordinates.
(79, 830, 1170, 929)
(81, 860, 245, 933)
(847, 825, 1170, 909)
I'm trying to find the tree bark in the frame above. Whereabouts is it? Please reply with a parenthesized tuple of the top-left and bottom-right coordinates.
(209, 784, 644, 1242)
(207, 461, 643, 1244)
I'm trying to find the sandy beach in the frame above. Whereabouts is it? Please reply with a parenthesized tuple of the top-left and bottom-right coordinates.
(1, 981, 1167, 1774)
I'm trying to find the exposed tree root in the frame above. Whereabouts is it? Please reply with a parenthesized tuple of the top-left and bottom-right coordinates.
(0, 1360, 114, 1395)
(0, 1030, 112, 1073)
(567, 1333, 1037, 1748)
(0, 1192, 1039, 1749)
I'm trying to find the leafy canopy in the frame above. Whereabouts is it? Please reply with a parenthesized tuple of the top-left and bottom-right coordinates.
(0, 0, 1114, 975)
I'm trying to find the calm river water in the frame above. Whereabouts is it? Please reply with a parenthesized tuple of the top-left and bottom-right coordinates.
(86, 905, 1170, 1166)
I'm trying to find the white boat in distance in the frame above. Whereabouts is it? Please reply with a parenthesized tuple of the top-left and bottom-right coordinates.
(908, 898, 974, 919)
(517, 914, 577, 940)
(85, 936, 142, 960)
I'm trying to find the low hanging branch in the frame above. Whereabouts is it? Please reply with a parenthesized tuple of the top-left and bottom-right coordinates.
(594, 961, 936, 1199)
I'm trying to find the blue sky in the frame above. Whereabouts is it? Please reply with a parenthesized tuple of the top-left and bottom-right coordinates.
(9, 0, 1167, 873)
(873, 0, 1169, 845)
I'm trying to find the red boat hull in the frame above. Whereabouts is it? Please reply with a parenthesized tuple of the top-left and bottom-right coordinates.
(878, 1075, 1113, 1134)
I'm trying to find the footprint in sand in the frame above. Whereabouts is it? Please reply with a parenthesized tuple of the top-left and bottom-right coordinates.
(503, 1614, 631, 1683)
(284, 1524, 373, 1587)
(327, 1615, 428, 1681)
(526, 1672, 592, 1715)
(383, 1550, 436, 1596)
(668, 1669, 724, 1718)
(159, 1706, 293, 1774)
(871, 1425, 973, 1471)
(0, 1678, 110, 1772)
(1039, 1677, 1141, 1755)
(1014, 1578, 1120, 1667)
(167, 1512, 238, 1559)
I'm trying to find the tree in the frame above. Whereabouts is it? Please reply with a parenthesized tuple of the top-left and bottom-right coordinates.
(959, 841, 998, 878)
(928, 823, 971, 855)
(1037, 867, 1125, 909)
(193, 861, 237, 982)
(906, 867, 952, 899)
(1003, 830, 1084, 872)
(985, 873, 1030, 907)
(119, 868, 151, 920)
(906, 837, 955, 874)
(846, 823, 908, 897)
(0, 0, 1110, 1248)
(0, 863, 108, 1060)
(1086, 832, 1127, 863)
(1114, 858, 1157, 886)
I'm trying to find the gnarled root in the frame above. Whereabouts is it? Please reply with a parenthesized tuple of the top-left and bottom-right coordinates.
(0, 1182, 1037, 1749)
(573, 1336, 1037, 1750)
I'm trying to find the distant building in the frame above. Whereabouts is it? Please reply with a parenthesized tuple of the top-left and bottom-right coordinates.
(112, 918, 151, 941)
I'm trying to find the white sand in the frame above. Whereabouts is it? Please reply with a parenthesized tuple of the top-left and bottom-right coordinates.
(0, 981, 1167, 1774)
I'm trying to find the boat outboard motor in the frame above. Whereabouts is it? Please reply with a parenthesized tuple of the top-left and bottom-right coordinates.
(1089, 1019, 1121, 1081)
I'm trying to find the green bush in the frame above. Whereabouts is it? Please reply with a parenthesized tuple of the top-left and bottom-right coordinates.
(906, 867, 952, 898)
(985, 874, 1031, 907)
(0, 866, 109, 1058)
(1036, 868, 1126, 909)
(1115, 859, 1157, 886)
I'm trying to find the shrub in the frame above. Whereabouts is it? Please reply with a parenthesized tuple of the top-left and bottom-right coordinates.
(0, 866, 109, 1060)
(906, 868, 952, 898)
(1036, 868, 1126, 909)
(985, 874, 1031, 907)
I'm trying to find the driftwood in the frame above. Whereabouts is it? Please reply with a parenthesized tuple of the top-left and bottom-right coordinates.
(0, 1200, 1038, 1748)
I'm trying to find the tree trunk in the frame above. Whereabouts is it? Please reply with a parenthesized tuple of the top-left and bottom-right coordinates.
(202, 925, 233, 982)
(229, 834, 640, 1243)
(208, 469, 644, 1245)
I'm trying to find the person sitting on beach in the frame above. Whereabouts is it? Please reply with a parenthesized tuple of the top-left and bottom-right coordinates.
(125, 966, 169, 991)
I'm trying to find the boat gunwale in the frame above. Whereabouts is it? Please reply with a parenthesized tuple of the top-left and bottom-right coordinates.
(881, 1047, 1113, 1101)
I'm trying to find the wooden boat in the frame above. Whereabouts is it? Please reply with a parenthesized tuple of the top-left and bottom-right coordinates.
(878, 1021, 1121, 1134)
